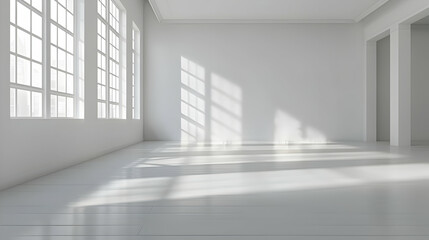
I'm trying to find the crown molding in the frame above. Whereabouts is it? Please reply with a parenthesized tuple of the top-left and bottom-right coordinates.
(148, 0, 390, 24)
(160, 19, 355, 24)
(354, 0, 390, 22)
(148, 0, 164, 23)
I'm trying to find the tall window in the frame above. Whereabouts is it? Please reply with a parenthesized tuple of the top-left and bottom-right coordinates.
(10, 0, 44, 118)
(131, 23, 140, 120)
(50, 0, 76, 118)
(10, 0, 84, 119)
(97, 0, 126, 119)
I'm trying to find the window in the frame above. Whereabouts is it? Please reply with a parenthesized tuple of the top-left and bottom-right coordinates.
(131, 23, 140, 119)
(10, 0, 44, 118)
(97, 0, 126, 119)
(10, 0, 84, 119)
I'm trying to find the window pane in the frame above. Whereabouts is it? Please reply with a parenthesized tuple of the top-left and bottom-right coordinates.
(67, 11, 73, 32)
(17, 29, 31, 58)
(67, 73, 73, 94)
(58, 4, 66, 28)
(32, 62, 42, 88)
(67, 0, 74, 13)
(67, 53, 73, 73)
(32, 91, 43, 117)
(51, 0, 57, 22)
(67, 97, 74, 117)
(58, 95, 66, 117)
(17, 57, 31, 86)
(32, 12, 42, 37)
(51, 95, 57, 117)
(51, 45, 57, 67)
(58, 48, 66, 71)
(32, 0, 43, 12)
(58, 27, 66, 50)
(10, 55, 16, 83)
(58, 71, 66, 92)
(10, 26, 16, 52)
(10, 88, 16, 117)
(51, 24, 57, 45)
(17, 89, 31, 117)
(17, 2, 31, 31)
(67, 33, 73, 53)
(51, 69, 57, 91)
(32, 36, 42, 62)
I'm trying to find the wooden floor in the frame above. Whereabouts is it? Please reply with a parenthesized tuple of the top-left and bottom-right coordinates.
(1, 141, 429, 239)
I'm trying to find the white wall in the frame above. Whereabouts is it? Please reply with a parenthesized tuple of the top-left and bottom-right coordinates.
(143, 1, 365, 143)
(376, 36, 390, 141)
(411, 24, 429, 143)
(0, 0, 144, 190)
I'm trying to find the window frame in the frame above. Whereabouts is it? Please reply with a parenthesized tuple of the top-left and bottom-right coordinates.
(131, 22, 140, 120)
(9, 0, 84, 119)
(97, 0, 127, 119)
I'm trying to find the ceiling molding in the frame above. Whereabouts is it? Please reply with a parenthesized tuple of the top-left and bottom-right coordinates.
(148, 0, 390, 24)
(160, 19, 355, 24)
(354, 0, 390, 22)
(148, 0, 163, 23)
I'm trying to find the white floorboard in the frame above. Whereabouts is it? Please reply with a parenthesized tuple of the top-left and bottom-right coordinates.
(1, 141, 429, 239)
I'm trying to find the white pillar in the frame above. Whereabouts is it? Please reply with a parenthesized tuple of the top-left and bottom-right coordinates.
(390, 24, 411, 146)
(365, 41, 377, 142)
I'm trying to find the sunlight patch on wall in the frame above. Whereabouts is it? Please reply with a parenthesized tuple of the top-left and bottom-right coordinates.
(210, 73, 242, 143)
(181, 57, 206, 143)
(274, 110, 326, 143)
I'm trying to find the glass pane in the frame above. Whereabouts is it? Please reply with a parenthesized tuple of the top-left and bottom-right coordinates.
(50, 94, 57, 117)
(10, 88, 16, 117)
(66, 11, 73, 32)
(17, 29, 31, 58)
(32, 0, 43, 12)
(17, 2, 31, 31)
(32, 91, 42, 117)
(58, 28, 66, 50)
(67, 53, 73, 73)
(51, 45, 57, 67)
(32, 36, 42, 62)
(51, 0, 57, 22)
(67, 74, 73, 94)
(51, 24, 57, 45)
(17, 57, 31, 86)
(67, 33, 73, 53)
(17, 89, 31, 117)
(32, 12, 42, 37)
(58, 4, 66, 28)
(32, 62, 42, 88)
(58, 95, 66, 117)
(10, 55, 16, 83)
(51, 69, 57, 91)
(67, 0, 74, 13)
(58, 48, 66, 71)
(10, 26, 16, 52)
(67, 97, 73, 117)
(58, 0, 66, 7)
(58, 71, 66, 92)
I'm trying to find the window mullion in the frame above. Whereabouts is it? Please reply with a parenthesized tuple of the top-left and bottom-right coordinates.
(73, 0, 78, 118)
(106, 0, 111, 119)
(45, 0, 51, 118)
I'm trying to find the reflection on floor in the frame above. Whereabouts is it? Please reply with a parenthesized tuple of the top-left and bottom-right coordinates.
(1, 141, 429, 239)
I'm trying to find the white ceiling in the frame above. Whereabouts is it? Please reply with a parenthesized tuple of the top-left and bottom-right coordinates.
(148, 0, 390, 23)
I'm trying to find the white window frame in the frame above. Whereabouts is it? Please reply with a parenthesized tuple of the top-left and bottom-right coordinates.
(9, 0, 84, 119)
(131, 22, 140, 120)
(97, 0, 126, 119)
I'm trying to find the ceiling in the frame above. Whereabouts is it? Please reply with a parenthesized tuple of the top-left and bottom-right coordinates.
(148, 0, 390, 23)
